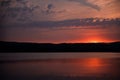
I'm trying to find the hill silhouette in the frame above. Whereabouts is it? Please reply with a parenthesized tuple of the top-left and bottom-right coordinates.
(0, 41, 120, 52)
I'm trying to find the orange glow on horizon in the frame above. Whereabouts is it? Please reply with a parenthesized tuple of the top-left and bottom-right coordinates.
(90, 40, 98, 43)
(89, 40, 102, 43)
(73, 37, 115, 43)
(88, 39, 110, 43)
(85, 37, 110, 43)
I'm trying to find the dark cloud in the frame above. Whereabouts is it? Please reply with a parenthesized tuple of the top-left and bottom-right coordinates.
(29, 18, 120, 28)
(0, 0, 11, 7)
(42, 3, 66, 15)
(45, 3, 55, 15)
(68, 0, 100, 11)
(1, 18, 120, 28)
(16, 0, 27, 4)
(47, 4, 54, 10)
(0, 0, 39, 22)
(0, 0, 27, 7)
(0, 7, 33, 22)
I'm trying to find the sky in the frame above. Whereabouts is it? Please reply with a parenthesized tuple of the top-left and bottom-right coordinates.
(0, 0, 120, 43)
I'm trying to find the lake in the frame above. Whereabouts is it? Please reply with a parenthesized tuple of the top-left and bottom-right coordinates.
(0, 52, 120, 80)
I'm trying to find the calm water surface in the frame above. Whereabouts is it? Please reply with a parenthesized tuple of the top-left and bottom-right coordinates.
(0, 52, 120, 80)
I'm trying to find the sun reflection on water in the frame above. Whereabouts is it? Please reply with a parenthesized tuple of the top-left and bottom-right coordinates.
(78, 58, 108, 76)
(1, 57, 119, 78)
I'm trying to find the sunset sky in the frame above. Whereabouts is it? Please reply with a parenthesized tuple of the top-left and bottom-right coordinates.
(0, 0, 120, 43)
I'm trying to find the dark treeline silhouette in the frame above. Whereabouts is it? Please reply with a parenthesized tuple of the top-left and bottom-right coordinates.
(0, 41, 120, 52)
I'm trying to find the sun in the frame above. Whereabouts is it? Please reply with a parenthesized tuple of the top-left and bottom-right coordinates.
(90, 40, 99, 43)
(88, 38, 105, 43)
(77, 37, 112, 43)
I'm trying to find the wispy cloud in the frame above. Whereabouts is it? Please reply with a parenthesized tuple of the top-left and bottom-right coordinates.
(0, 0, 119, 22)
(68, 0, 101, 11)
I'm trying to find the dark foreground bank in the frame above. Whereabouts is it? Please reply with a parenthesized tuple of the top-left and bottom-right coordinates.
(0, 41, 120, 52)
(1, 76, 120, 80)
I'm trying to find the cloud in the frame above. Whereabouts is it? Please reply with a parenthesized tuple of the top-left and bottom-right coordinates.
(68, 0, 101, 11)
(0, 0, 11, 7)
(0, 7, 33, 22)
(1, 18, 120, 28)
(29, 18, 120, 28)
(47, 4, 54, 10)
(45, 3, 55, 15)
(42, 3, 66, 15)
(0, 0, 39, 22)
